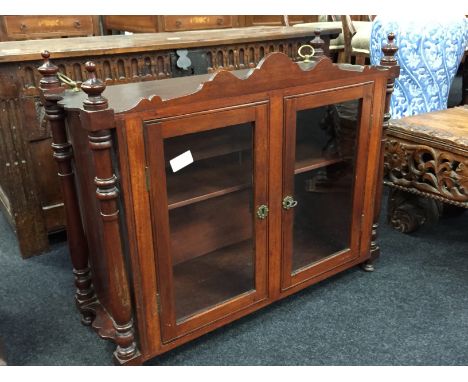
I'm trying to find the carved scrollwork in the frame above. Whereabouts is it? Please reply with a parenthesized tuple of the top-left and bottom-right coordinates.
(387, 188, 443, 233)
(384, 138, 468, 204)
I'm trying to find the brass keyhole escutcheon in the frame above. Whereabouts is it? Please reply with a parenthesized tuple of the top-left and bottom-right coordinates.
(298, 45, 316, 63)
(282, 195, 298, 210)
(256, 205, 269, 219)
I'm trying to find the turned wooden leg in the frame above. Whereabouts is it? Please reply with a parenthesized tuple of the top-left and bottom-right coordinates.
(81, 62, 140, 365)
(387, 188, 442, 233)
(38, 51, 96, 324)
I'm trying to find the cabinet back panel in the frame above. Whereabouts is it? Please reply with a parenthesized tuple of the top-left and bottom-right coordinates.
(169, 190, 252, 265)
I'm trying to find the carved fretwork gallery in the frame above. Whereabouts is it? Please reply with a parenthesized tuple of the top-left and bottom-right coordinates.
(38, 34, 398, 365)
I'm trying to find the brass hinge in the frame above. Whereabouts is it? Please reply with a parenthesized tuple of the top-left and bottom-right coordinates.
(145, 166, 150, 192)
(359, 213, 365, 247)
(156, 292, 161, 314)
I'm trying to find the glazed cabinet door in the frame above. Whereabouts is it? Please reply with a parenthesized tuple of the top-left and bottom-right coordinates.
(281, 84, 375, 290)
(144, 104, 269, 342)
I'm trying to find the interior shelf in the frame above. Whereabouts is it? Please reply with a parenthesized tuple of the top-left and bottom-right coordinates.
(165, 123, 252, 165)
(174, 238, 254, 321)
(294, 141, 345, 175)
(167, 152, 252, 210)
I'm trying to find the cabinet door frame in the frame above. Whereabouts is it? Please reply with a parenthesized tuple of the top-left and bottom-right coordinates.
(281, 83, 375, 290)
(144, 102, 270, 343)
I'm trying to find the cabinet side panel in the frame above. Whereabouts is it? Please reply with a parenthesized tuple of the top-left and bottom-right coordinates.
(117, 117, 161, 356)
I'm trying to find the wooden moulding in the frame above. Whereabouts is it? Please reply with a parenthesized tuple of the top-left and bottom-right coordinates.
(115, 52, 394, 116)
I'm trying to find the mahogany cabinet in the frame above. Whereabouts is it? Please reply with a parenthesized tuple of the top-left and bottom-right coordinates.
(0, 26, 340, 258)
(38, 35, 399, 364)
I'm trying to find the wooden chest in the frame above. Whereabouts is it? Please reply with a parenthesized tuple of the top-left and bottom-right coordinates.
(0, 26, 340, 258)
(38, 35, 399, 364)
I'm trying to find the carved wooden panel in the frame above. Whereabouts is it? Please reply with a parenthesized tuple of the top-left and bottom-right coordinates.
(384, 107, 468, 208)
(205, 38, 326, 73)
(384, 136, 468, 206)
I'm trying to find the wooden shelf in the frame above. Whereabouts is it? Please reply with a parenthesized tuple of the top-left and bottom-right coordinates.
(174, 239, 254, 321)
(295, 141, 345, 175)
(167, 153, 252, 210)
(165, 124, 251, 165)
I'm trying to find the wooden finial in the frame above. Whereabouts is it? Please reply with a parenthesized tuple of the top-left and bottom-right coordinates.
(81, 61, 108, 111)
(381, 32, 398, 66)
(311, 30, 325, 57)
(38, 50, 60, 89)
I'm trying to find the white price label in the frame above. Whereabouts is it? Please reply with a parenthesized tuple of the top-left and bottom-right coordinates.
(169, 150, 194, 173)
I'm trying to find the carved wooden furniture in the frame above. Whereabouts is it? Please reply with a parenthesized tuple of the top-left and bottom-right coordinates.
(371, 17, 467, 232)
(385, 106, 468, 232)
(38, 33, 398, 364)
(102, 16, 319, 34)
(0, 16, 100, 41)
(0, 26, 340, 258)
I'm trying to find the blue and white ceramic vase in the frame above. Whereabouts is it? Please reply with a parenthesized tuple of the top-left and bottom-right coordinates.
(370, 15, 467, 118)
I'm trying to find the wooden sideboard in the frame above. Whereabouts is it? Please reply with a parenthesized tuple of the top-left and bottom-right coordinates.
(102, 16, 319, 34)
(38, 35, 398, 364)
(0, 16, 100, 41)
(0, 26, 340, 258)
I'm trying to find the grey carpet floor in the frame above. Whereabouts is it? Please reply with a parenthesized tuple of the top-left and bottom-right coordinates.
(0, 74, 466, 366)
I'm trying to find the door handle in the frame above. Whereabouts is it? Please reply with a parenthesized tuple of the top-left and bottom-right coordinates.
(256, 204, 269, 219)
(282, 195, 298, 210)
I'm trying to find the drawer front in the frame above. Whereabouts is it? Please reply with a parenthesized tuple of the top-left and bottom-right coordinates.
(3, 16, 95, 39)
(103, 16, 158, 33)
(163, 16, 232, 32)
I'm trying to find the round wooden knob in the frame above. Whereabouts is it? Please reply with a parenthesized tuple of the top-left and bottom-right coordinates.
(41, 50, 50, 60)
(82, 61, 107, 110)
(85, 61, 97, 74)
(38, 50, 59, 78)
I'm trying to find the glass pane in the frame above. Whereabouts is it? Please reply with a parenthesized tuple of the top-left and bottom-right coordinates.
(291, 100, 360, 272)
(163, 123, 255, 321)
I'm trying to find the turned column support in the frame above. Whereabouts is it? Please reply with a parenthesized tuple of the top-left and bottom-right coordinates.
(363, 33, 400, 271)
(38, 51, 96, 323)
(81, 62, 139, 365)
